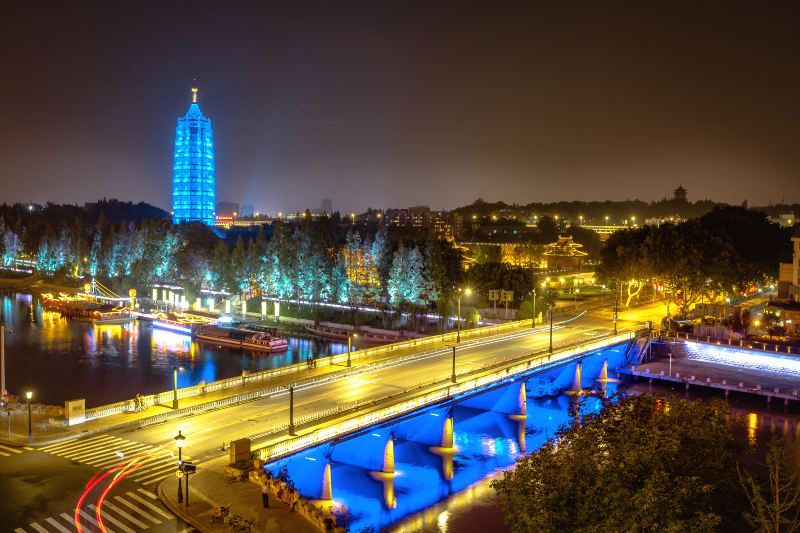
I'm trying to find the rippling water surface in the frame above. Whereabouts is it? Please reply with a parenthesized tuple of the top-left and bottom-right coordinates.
(1, 292, 345, 406)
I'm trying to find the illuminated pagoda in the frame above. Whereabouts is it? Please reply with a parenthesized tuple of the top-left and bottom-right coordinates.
(172, 86, 216, 225)
(543, 235, 588, 271)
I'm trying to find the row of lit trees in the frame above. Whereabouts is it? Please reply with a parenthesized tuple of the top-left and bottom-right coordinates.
(0, 216, 465, 316)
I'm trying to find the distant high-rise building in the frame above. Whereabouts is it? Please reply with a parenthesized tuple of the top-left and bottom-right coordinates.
(172, 86, 216, 225)
(322, 198, 332, 213)
(240, 204, 254, 217)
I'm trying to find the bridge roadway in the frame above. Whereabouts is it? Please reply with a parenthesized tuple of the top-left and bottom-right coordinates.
(101, 300, 663, 463)
(3, 301, 663, 533)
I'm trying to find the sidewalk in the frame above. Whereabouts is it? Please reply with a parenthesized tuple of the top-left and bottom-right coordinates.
(158, 456, 317, 533)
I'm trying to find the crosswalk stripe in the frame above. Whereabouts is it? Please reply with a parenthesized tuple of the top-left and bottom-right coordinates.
(59, 439, 124, 460)
(90, 443, 152, 464)
(41, 435, 116, 452)
(84, 444, 150, 465)
(0, 450, 9, 457)
(45, 517, 72, 533)
(134, 468, 175, 485)
(14, 528, 26, 533)
(87, 444, 150, 468)
(28, 523, 48, 533)
(78, 509, 115, 533)
(89, 504, 137, 533)
(126, 491, 174, 519)
(46, 437, 120, 456)
(137, 488, 158, 499)
(113, 495, 161, 524)
(0, 443, 23, 453)
(104, 501, 148, 529)
(130, 457, 179, 479)
(177, 528, 195, 533)
(59, 513, 75, 525)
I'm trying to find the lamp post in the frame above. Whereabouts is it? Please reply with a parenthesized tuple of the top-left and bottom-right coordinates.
(173, 367, 178, 410)
(172, 366, 182, 410)
(347, 333, 357, 368)
(174, 430, 185, 504)
(456, 288, 472, 343)
(448, 345, 457, 383)
(531, 276, 537, 329)
(26, 390, 32, 444)
(613, 281, 619, 335)
(549, 307, 554, 353)
(1, 318, 5, 401)
(288, 386, 295, 436)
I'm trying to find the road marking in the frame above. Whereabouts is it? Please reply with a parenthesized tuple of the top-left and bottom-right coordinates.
(88, 504, 137, 533)
(59, 513, 75, 525)
(77, 509, 114, 533)
(28, 523, 48, 533)
(126, 491, 174, 519)
(41, 434, 116, 452)
(14, 528, 26, 533)
(84, 443, 151, 465)
(0, 450, 9, 457)
(43, 437, 119, 456)
(0, 443, 22, 453)
(58, 439, 125, 460)
(130, 456, 179, 479)
(91, 446, 153, 468)
(137, 488, 158, 499)
(45, 517, 73, 533)
(113, 495, 161, 524)
(103, 501, 148, 529)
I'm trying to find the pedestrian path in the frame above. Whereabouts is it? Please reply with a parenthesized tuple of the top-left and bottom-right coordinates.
(0, 442, 26, 458)
(13, 489, 195, 533)
(39, 434, 194, 487)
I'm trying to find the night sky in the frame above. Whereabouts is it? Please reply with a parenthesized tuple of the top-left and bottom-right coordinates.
(1, 1, 798, 214)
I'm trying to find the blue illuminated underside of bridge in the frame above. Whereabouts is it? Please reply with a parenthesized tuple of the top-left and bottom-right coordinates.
(266, 341, 632, 531)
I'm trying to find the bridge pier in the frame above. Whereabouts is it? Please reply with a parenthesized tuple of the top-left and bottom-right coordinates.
(368, 439, 398, 508)
(565, 362, 583, 396)
(429, 413, 456, 481)
(321, 462, 333, 501)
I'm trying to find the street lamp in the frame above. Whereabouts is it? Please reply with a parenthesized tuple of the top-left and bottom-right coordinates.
(446, 345, 457, 383)
(172, 367, 182, 410)
(531, 277, 537, 329)
(174, 430, 185, 504)
(26, 390, 32, 444)
(347, 333, 358, 367)
(456, 288, 472, 343)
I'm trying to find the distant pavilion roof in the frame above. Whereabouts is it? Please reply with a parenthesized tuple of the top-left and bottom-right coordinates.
(543, 235, 588, 257)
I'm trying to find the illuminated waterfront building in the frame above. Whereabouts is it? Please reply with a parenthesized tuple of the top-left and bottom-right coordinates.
(172, 86, 216, 225)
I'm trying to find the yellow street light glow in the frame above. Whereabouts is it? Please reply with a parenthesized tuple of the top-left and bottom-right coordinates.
(464, 288, 473, 296)
(26, 391, 32, 400)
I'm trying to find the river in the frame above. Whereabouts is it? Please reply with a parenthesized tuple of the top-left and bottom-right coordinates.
(0, 291, 346, 406)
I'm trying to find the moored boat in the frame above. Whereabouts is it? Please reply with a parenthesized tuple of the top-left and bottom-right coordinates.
(194, 324, 289, 352)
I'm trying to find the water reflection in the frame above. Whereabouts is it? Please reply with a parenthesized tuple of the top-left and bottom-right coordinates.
(0, 292, 345, 405)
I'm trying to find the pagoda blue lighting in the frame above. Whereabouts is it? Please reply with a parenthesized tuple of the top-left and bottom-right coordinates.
(172, 86, 216, 225)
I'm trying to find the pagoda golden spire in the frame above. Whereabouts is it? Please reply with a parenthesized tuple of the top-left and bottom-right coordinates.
(191, 86, 198, 103)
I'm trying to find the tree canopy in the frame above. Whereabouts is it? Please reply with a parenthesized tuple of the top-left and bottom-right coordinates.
(492, 395, 749, 533)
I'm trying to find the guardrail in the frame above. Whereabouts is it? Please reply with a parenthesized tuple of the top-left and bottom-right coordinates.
(255, 327, 643, 462)
(83, 318, 536, 422)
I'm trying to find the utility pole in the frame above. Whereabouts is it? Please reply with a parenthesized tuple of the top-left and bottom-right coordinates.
(450, 345, 457, 383)
(288, 386, 295, 435)
(549, 308, 554, 353)
(1, 319, 5, 401)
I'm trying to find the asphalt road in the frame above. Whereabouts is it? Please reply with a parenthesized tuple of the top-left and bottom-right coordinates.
(4, 300, 664, 532)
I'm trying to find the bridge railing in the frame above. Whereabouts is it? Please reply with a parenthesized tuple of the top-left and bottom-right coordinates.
(255, 327, 643, 462)
(657, 331, 800, 356)
(82, 318, 536, 422)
